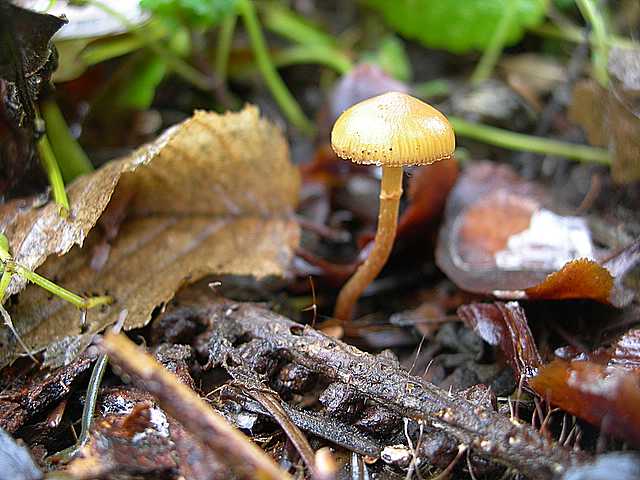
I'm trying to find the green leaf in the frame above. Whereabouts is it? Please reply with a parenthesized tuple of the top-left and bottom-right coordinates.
(365, 0, 549, 53)
(139, 0, 237, 29)
(362, 35, 412, 82)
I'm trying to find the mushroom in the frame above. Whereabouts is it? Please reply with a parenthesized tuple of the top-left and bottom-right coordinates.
(331, 91, 455, 321)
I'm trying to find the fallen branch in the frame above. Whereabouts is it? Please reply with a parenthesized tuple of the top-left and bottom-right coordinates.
(204, 301, 587, 479)
(100, 332, 290, 480)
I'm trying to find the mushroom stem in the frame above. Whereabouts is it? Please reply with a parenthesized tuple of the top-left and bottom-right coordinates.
(334, 166, 403, 321)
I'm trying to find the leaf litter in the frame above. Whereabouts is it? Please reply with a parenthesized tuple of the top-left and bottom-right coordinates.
(0, 106, 300, 367)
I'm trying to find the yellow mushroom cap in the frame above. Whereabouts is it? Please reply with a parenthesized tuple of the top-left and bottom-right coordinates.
(331, 91, 455, 167)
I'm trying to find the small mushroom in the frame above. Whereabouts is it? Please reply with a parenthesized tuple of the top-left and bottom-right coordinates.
(331, 91, 455, 321)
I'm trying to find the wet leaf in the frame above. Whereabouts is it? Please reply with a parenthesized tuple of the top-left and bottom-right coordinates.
(530, 360, 640, 447)
(458, 302, 542, 380)
(608, 328, 640, 371)
(364, 0, 547, 53)
(436, 162, 640, 305)
(436, 162, 596, 294)
(0, 350, 97, 433)
(524, 258, 614, 303)
(0, 106, 300, 368)
(0, 2, 65, 84)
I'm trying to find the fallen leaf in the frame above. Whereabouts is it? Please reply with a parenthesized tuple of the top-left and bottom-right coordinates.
(569, 49, 640, 184)
(529, 360, 640, 447)
(457, 302, 542, 380)
(524, 258, 614, 303)
(436, 162, 595, 293)
(0, 106, 300, 367)
(436, 162, 640, 306)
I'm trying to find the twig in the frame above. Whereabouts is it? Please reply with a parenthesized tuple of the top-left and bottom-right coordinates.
(222, 385, 381, 456)
(205, 301, 586, 479)
(100, 332, 290, 480)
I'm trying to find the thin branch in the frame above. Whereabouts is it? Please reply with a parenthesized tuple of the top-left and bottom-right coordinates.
(100, 332, 290, 480)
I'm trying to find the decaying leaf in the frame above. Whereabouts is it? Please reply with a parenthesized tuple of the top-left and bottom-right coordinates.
(569, 48, 640, 184)
(524, 258, 614, 303)
(436, 162, 595, 292)
(530, 360, 640, 447)
(457, 302, 542, 380)
(0, 106, 300, 368)
(436, 162, 639, 306)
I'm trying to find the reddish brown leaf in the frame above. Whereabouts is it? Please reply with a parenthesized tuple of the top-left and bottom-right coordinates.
(458, 302, 542, 380)
(525, 258, 614, 303)
(436, 162, 593, 294)
(530, 360, 640, 446)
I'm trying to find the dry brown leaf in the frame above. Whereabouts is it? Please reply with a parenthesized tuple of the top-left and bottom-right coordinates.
(569, 49, 640, 184)
(0, 107, 300, 368)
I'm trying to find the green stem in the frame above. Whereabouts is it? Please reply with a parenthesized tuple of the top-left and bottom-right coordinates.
(262, 4, 335, 47)
(215, 13, 237, 83)
(576, 0, 609, 87)
(37, 130, 70, 217)
(48, 310, 127, 463)
(530, 23, 637, 51)
(237, 0, 314, 135)
(0, 243, 110, 309)
(41, 99, 94, 182)
(274, 45, 352, 75)
(12, 263, 111, 309)
(471, 0, 517, 84)
(88, 0, 212, 91)
(449, 116, 611, 165)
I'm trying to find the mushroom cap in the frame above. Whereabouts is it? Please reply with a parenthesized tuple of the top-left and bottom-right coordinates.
(331, 91, 455, 167)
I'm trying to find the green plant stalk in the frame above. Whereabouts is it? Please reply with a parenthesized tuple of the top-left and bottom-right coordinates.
(471, 0, 517, 84)
(576, 0, 609, 87)
(274, 44, 352, 75)
(262, 3, 335, 47)
(530, 23, 637, 51)
(449, 116, 611, 165)
(41, 99, 93, 182)
(413, 79, 451, 100)
(37, 131, 70, 217)
(215, 12, 237, 83)
(0, 241, 111, 310)
(80, 20, 169, 66)
(48, 353, 109, 461)
(237, 0, 314, 135)
(88, 0, 212, 91)
(48, 309, 127, 463)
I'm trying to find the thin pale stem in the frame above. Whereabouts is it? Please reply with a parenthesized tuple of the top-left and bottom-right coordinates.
(576, 0, 609, 87)
(13, 264, 111, 309)
(237, 0, 314, 135)
(215, 13, 237, 84)
(41, 99, 94, 182)
(37, 131, 70, 217)
(449, 116, 611, 164)
(334, 166, 403, 322)
(471, 0, 517, 84)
